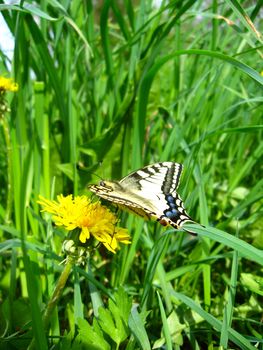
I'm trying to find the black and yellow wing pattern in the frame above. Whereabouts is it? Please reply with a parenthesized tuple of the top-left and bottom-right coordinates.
(89, 162, 194, 229)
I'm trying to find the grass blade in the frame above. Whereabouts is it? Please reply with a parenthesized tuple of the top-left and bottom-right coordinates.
(184, 224, 263, 266)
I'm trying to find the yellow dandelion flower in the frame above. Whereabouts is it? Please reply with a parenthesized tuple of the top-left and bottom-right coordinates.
(0, 76, 19, 93)
(38, 194, 131, 253)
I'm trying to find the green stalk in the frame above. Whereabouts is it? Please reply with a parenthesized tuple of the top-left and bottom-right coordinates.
(28, 257, 74, 349)
(0, 109, 13, 224)
(43, 257, 74, 330)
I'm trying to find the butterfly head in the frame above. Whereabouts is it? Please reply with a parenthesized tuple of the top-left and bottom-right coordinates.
(89, 180, 122, 195)
(98, 180, 119, 190)
(89, 181, 109, 192)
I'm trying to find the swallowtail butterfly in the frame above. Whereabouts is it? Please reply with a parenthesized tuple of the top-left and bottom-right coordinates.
(89, 162, 194, 229)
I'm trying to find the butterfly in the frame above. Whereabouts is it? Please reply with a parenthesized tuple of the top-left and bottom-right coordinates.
(88, 162, 194, 230)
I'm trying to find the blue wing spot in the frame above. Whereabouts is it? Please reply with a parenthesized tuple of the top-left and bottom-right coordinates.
(166, 195, 174, 203)
(165, 209, 178, 218)
(166, 194, 177, 209)
(166, 211, 173, 218)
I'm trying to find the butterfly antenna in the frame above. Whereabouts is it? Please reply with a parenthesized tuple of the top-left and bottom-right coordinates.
(92, 173, 104, 181)
(77, 160, 104, 176)
(92, 160, 105, 181)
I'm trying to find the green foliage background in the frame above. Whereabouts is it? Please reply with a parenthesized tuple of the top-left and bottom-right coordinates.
(0, 0, 262, 349)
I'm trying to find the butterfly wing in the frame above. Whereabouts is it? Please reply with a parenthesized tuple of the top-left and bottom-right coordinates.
(119, 162, 182, 194)
(89, 162, 194, 229)
(119, 162, 193, 228)
(89, 180, 155, 220)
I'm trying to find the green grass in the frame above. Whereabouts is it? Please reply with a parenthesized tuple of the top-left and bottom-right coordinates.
(0, 1, 263, 349)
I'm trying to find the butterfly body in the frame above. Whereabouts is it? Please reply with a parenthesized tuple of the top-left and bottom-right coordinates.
(89, 162, 194, 229)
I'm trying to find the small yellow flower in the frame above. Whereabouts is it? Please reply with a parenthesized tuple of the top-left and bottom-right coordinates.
(38, 194, 131, 253)
(0, 76, 19, 93)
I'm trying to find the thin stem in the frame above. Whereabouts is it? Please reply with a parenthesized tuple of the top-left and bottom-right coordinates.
(0, 111, 13, 224)
(28, 257, 74, 350)
(43, 257, 74, 330)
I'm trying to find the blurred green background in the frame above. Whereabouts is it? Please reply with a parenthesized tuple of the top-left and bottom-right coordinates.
(0, 1, 262, 349)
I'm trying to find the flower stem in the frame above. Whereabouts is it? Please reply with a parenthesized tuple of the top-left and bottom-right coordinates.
(28, 257, 74, 349)
(0, 114, 13, 224)
(43, 257, 74, 329)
